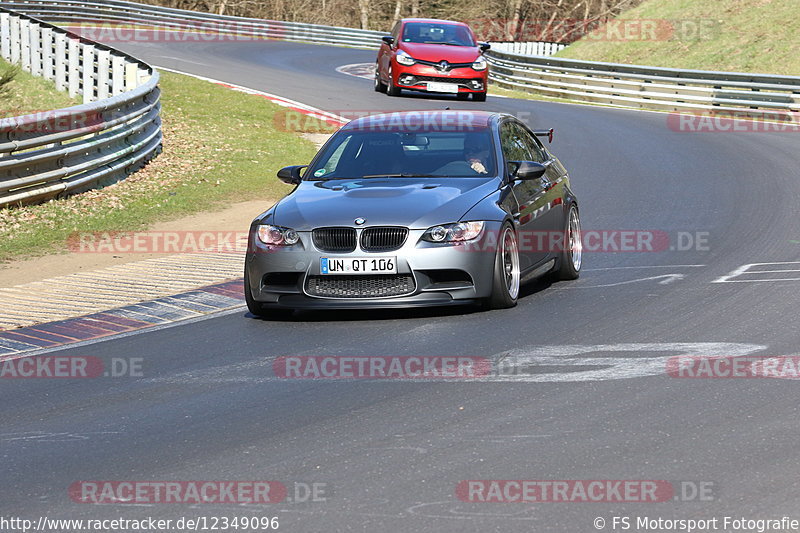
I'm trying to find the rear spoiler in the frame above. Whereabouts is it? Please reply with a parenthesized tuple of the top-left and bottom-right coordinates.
(533, 128, 554, 144)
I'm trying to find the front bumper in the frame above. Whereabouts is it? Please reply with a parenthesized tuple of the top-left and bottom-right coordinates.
(392, 63, 488, 94)
(245, 224, 501, 310)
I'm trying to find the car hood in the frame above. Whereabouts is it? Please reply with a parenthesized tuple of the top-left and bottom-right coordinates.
(400, 42, 480, 63)
(272, 177, 499, 230)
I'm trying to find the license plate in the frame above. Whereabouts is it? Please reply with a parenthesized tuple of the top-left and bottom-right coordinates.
(427, 82, 459, 93)
(321, 257, 397, 275)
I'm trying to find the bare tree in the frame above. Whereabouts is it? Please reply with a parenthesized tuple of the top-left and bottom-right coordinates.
(139, 0, 643, 40)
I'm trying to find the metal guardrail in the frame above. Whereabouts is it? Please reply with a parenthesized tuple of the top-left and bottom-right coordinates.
(488, 41, 566, 57)
(4, 0, 385, 49)
(486, 50, 800, 116)
(10, 0, 799, 119)
(2, 0, 798, 210)
(0, 7, 161, 207)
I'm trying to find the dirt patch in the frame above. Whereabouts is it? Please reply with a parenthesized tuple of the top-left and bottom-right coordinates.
(0, 198, 273, 287)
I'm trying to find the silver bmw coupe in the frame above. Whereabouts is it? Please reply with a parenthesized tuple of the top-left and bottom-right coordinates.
(244, 110, 581, 317)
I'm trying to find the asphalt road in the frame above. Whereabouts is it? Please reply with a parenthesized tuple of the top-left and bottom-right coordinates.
(2, 38, 800, 532)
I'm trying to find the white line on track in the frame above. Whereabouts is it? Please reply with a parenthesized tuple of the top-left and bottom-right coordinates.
(713, 261, 800, 283)
(582, 264, 705, 271)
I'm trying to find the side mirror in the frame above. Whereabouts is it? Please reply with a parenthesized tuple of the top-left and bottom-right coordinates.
(513, 161, 547, 181)
(277, 165, 306, 185)
(533, 128, 555, 143)
(478, 42, 491, 53)
(381, 35, 395, 46)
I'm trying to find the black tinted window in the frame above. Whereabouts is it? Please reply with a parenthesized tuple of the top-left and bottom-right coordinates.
(499, 122, 533, 174)
(401, 22, 475, 46)
(307, 129, 496, 179)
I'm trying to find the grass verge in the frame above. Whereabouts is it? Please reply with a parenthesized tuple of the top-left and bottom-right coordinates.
(0, 70, 322, 261)
(556, 0, 800, 75)
(0, 58, 80, 115)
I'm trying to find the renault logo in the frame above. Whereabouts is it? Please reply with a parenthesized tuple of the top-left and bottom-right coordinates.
(354, 217, 366, 225)
(436, 60, 451, 72)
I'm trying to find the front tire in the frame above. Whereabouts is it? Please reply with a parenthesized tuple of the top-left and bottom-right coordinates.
(473, 91, 487, 102)
(386, 66, 401, 97)
(555, 204, 582, 280)
(485, 223, 520, 309)
(374, 63, 387, 93)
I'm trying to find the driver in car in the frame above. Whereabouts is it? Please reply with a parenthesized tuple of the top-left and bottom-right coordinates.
(464, 138, 490, 174)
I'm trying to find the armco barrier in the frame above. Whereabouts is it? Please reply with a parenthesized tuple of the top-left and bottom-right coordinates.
(3, 0, 385, 49)
(9, 0, 799, 117)
(0, 7, 161, 207)
(486, 50, 800, 114)
(3, 1, 799, 209)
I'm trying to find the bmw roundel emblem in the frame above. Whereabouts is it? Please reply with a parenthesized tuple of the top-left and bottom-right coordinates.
(355, 217, 366, 225)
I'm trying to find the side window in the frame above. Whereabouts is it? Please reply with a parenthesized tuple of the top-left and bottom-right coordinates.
(317, 135, 352, 177)
(391, 22, 400, 41)
(499, 122, 533, 175)
(517, 124, 548, 163)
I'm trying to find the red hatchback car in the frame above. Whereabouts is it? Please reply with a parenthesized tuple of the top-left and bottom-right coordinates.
(375, 18, 490, 101)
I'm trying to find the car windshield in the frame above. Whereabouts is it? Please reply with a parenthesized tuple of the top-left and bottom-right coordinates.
(306, 128, 496, 180)
(401, 22, 475, 47)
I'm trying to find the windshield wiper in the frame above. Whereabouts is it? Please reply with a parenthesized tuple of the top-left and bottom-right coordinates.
(422, 41, 467, 46)
(361, 173, 439, 178)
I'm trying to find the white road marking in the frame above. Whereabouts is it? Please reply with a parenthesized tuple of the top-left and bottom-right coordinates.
(489, 342, 766, 382)
(335, 62, 374, 79)
(140, 343, 767, 385)
(154, 55, 209, 66)
(583, 264, 705, 271)
(557, 273, 685, 288)
(713, 261, 800, 283)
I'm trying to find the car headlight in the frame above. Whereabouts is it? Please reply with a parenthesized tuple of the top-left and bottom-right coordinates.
(257, 225, 300, 246)
(422, 221, 485, 243)
(472, 57, 487, 71)
(395, 50, 416, 66)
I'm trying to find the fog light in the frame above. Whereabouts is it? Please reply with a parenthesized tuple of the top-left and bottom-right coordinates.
(471, 80, 483, 90)
(400, 75, 416, 85)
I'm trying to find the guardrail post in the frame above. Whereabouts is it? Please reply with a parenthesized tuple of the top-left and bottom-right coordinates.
(54, 32, 67, 90)
(124, 61, 138, 91)
(41, 27, 54, 81)
(29, 19, 42, 76)
(0, 13, 10, 61)
(20, 19, 30, 70)
(96, 48, 110, 99)
(9, 15, 20, 64)
(137, 67, 149, 86)
(67, 36, 80, 97)
(82, 43, 96, 104)
(111, 54, 125, 95)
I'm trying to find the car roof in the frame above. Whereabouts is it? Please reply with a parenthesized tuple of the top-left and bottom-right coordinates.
(400, 18, 471, 27)
(342, 111, 498, 132)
